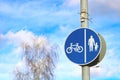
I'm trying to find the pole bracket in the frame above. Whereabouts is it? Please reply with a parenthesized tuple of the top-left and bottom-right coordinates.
(81, 9, 88, 23)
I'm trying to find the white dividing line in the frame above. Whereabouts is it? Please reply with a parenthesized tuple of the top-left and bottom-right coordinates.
(84, 29, 86, 63)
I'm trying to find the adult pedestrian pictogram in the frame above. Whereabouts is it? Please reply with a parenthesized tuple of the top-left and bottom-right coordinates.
(88, 35, 95, 52)
(64, 28, 101, 65)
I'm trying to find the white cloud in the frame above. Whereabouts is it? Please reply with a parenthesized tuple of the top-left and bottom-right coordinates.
(62, 0, 120, 15)
(0, 1, 50, 18)
(0, 1, 68, 19)
(89, 0, 120, 18)
(0, 62, 15, 80)
(55, 62, 81, 79)
(1, 30, 55, 57)
(89, 47, 120, 79)
(15, 57, 26, 72)
(0, 2, 13, 14)
(0, 73, 13, 80)
(91, 67, 105, 77)
(94, 0, 120, 10)
(0, 45, 23, 79)
(62, 0, 80, 7)
(0, 1, 79, 24)
(2, 30, 36, 46)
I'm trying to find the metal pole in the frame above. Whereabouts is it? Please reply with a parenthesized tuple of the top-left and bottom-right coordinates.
(80, 0, 90, 80)
(82, 66, 90, 80)
(81, 0, 88, 28)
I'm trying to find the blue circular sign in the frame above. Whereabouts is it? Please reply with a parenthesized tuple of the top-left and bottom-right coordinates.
(64, 28, 101, 65)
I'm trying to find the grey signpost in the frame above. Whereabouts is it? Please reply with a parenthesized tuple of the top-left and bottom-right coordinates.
(80, 0, 90, 80)
(64, 0, 106, 80)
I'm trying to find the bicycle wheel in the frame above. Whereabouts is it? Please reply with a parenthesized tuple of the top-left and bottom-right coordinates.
(66, 47, 72, 54)
(77, 46, 83, 53)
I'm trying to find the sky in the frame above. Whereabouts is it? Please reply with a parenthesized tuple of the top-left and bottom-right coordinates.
(0, 0, 120, 80)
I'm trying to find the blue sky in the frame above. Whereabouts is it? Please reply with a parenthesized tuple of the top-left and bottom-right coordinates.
(0, 0, 120, 80)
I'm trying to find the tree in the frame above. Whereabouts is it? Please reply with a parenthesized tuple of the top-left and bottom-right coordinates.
(13, 36, 58, 80)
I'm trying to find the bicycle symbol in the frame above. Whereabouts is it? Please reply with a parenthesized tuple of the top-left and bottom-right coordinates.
(66, 43, 83, 54)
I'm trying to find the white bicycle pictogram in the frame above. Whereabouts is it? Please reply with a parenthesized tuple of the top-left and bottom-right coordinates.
(66, 43, 83, 54)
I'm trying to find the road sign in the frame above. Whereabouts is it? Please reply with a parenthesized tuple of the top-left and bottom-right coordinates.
(64, 28, 101, 65)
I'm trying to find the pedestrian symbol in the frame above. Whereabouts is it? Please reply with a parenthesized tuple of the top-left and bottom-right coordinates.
(88, 35, 99, 52)
(64, 28, 101, 65)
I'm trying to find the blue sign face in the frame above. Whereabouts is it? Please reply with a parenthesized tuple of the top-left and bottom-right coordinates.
(64, 28, 101, 65)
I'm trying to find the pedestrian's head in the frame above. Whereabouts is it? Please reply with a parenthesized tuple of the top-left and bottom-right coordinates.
(90, 35, 93, 38)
